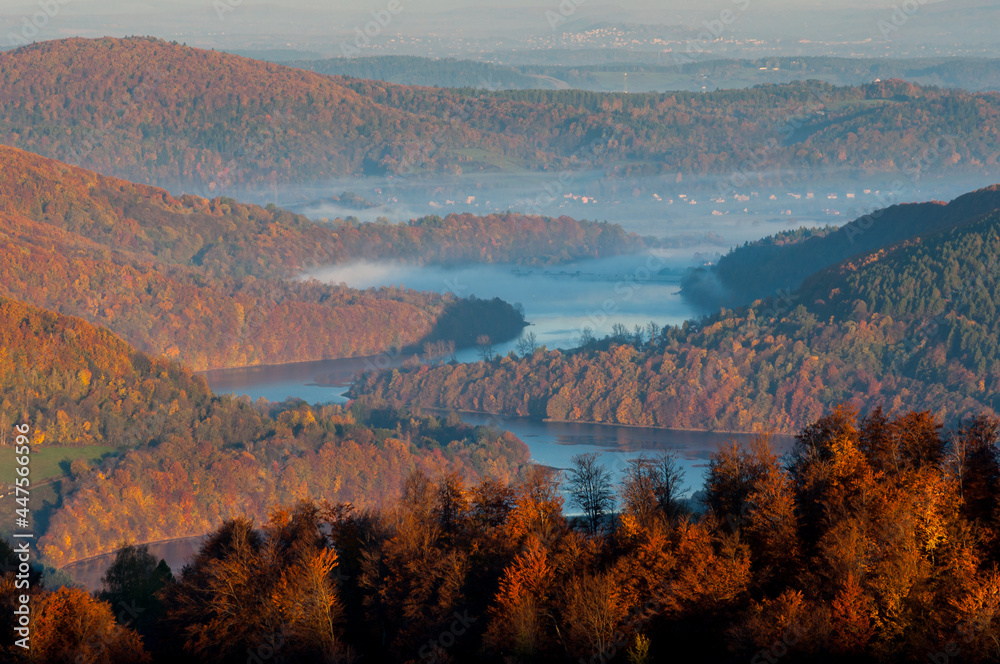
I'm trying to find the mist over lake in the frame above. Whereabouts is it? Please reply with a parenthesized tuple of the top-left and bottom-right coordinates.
(307, 252, 701, 352)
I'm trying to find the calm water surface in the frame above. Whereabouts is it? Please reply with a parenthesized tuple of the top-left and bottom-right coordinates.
(203, 254, 794, 494)
(74, 258, 792, 587)
(62, 537, 206, 592)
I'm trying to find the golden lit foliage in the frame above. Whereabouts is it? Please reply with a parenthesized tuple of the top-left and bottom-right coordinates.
(162, 504, 352, 663)
(22, 405, 1000, 663)
(29, 587, 150, 664)
(0, 295, 529, 565)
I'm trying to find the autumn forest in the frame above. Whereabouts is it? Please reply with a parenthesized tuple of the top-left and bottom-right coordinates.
(2, 29, 1000, 664)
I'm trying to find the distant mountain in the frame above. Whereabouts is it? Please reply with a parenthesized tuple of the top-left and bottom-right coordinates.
(1, 38, 999, 193)
(287, 55, 549, 90)
(352, 184, 1000, 432)
(518, 57, 1000, 93)
(282, 54, 1000, 94)
(0, 37, 447, 190)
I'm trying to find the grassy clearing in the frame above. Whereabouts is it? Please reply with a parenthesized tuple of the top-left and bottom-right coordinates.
(0, 446, 117, 549)
(0, 445, 118, 483)
(453, 147, 526, 172)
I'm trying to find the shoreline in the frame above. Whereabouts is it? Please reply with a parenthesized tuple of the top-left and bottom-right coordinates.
(417, 405, 796, 438)
(58, 533, 209, 569)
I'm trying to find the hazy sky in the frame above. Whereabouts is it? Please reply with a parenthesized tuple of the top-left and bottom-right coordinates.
(3, 0, 964, 20)
(1, 0, 990, 59)
(0, 0, 939, 9)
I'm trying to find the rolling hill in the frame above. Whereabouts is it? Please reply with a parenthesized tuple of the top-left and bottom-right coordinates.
(352, 184, 1000, 432)
(0, 294, 529, 565)
(683, 185, 1000, 309)
(1, 38, 999, 193)
(0, 145, 542, 370)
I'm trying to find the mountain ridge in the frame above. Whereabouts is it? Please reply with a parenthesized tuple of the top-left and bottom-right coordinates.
(2, 37, 999, 193)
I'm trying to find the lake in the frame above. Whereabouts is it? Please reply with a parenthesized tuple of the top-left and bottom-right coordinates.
(306, 252, 701, 355)
(204, 253, 795, 487)
(203, 348, 795, 492)
(457, 413, 794, 495)
(61, 413, 795, 591)
(203, 253, 797, 505)
(61, 536, 206, 592)
(74, 250, 792, 590)
(205, 252, 703, 402)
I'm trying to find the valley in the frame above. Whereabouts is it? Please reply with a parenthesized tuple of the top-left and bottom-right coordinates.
(2, 27, 1000, 663)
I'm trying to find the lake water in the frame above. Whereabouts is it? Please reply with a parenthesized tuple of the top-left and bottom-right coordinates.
(203, 346, 795, 490)
(203, 355, 795, 488)
(203, 253, 797, 511)
(457, 413, 794, 496)
(61, 414, 795, 592)
(204, 253, 795, 489)
(62, 536, 206, 592)
(201, 351, 796, 527)
(76, 251, 794, 589)
(70, 171, 991, 588)
(307, 252, 700, 353)
(203, 356, 362, 404)
(206, 252, 703, 402)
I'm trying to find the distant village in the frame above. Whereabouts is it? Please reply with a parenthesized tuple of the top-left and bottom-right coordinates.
(412, 186, 891, 220)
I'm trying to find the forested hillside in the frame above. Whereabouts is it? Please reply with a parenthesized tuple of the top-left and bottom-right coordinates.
(0, 296, 529, 565)
(0, 139, 646, 277)
(7, 408, 1000, 662)
(1, 38, 998, 191)
(0, 190, 451, 371)
(0, 297, 211, 448)
(0, 146, 662, 369)
(353, 192, 1000, 432)
(683, 185, 1000, 309)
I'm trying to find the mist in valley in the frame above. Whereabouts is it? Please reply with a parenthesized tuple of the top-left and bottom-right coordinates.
(306, 253, 698, 355)
(254, 169, 1000, 249)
